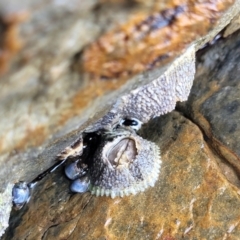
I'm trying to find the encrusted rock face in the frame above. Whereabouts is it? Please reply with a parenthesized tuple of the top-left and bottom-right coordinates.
(1, 0, 240, 238)
(63, 127, 161, 198)
(85, 44, 196, 133)
(0, 184, 13, 237)
(178, 29, 240, 184)
(4, 111, 240, 240)
(82, 0, 234, 80)
(88, 129, 161, 198)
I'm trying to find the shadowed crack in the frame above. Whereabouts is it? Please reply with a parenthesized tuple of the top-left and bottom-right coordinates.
(175, 107, 240, 188)
(41, 194, 93, 239)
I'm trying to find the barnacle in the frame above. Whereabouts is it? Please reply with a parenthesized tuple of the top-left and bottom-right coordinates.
(87, 44, 196, 133)
(66, 127, 161, 198)
(90, 130, 161, 198)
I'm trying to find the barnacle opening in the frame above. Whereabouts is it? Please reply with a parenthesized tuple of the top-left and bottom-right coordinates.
(105, 137, 137, 168)
(64, 129, 161, 198)
(90, 139, 161, 198)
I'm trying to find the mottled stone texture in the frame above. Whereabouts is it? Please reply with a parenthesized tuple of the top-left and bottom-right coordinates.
(82, 0, 234, 80)
(1, 0, 237, 199)
(0, 0, 239, 194)
(116, 45, 196, 121)
(88, 45, 196, 132)
(1, 0, 240, 239)
(3, 111, 240, 239)
(0, 184, 13, 237)
(3, 31, 240, 238)
(179, 30, 240, 178)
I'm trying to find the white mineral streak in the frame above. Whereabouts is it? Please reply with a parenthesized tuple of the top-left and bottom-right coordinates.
(0, 184, 13, 237)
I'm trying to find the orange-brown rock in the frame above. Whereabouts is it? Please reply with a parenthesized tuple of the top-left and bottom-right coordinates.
(0, 12, 27, 75)
(4, 112, 240, 239)
(82, 0, 234, 80)
(179, 30, 240, 179)
(1, 0, 240, 238)
(0, 0, 237, 155)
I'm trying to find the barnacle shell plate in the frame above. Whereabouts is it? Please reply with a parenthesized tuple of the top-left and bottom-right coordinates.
(89, 132, 161, 198)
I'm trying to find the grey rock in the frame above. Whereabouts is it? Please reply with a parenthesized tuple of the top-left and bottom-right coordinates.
(1, 0, 240, 238)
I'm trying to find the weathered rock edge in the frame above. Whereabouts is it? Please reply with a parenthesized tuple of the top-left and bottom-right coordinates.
(0, 184, 13, 237)
(0, 0, 240, 237)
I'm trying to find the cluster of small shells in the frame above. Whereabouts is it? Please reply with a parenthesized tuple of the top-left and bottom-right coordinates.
(64, 120, 161, 198)
(11, 42, 196, 207)
(11, 29, 197, 207)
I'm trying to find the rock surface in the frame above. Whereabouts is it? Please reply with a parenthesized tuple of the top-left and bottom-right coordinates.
(0, 184, 13, 237)
(1, 0, 239, 192)
(1, 0, 240, 239)
(82, 0, 234, 80)
(3, 110, 240, 239)
(178, 30, 240, 185)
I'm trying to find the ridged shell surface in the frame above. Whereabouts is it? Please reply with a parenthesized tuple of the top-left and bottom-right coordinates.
(89, 130, 161, 198)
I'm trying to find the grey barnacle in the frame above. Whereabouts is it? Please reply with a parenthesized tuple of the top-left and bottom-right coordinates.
(64, 118, 161, 198)
(89, 129, 161, 198)
(11, 118, 160, 208)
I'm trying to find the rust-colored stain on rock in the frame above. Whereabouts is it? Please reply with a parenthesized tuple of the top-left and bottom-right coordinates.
(180, 30, 240, 176)
(58, 78, 128, 125)
(82, 0, 233, 80)
(0, 0, 235, 155)
(14, 125, 47, 152)
(0, 12, 28, 75)
(5, 112, 240, 239)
